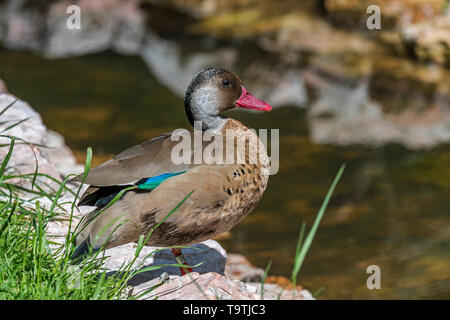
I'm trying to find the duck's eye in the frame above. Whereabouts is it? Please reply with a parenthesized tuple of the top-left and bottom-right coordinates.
(222, 79, 232, 87)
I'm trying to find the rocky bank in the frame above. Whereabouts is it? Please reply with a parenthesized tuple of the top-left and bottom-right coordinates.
(0, 91, 313, 300)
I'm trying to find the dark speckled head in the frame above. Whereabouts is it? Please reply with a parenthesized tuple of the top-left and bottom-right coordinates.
(184, 67, 243, 128)
(184, 67, 272, 129)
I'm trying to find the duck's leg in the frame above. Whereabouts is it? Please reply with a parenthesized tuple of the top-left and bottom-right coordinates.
(171, 248, 193, 275)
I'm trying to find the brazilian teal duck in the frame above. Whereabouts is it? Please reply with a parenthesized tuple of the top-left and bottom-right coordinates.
(72, 67, 272, 273)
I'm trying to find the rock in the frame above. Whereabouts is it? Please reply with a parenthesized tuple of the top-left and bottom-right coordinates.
(224, 253, 315, 299)
(307, 80, 450, 149)
(133, 272, 260, 300)
(0, 79, 7, 93)
(0, 0, 146, 57)
(132, 272, 315, 300)
(400, 15, 450, 66)
(323, 0, 450, 67)
(44, 129, 82, 178)
(0, 0, 48, 51)
(246, 282, 314, 300)
(225, 253, 264, 282)
(0, 94, 83, 186)
(45, 0, 145, 57)
(0, 93, 85, 248)
(324, 0, 446, 28)
(103, 240, 227, 285)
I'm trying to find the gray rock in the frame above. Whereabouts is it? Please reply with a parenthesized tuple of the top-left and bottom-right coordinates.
(0, 93, 84, 247)
(224, 253, 315, 300)
(308, 80, 450, 149)
(133, 272, 260, 300)
(246, 282, 315, 300)
(132, 272, 315, 300)
(400, 15, 450, 66)
(0, 0, 46, 51)
(45, 0, 145, 57)
(0, 79, 7, 93)
(0, 0, 146, 57)
(103, 239, 227, 285)
(225, 253, 264, 282)
(0, 94, 83, 187)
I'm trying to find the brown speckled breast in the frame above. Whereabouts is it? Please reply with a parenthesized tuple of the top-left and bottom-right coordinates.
(218, 118, 270, 217)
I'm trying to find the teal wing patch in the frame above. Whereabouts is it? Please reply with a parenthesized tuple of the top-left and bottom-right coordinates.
(136, 171, 186, 190)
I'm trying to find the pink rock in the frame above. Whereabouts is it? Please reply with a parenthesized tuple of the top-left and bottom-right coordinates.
(133, 272, 260, 300)
(225, 253, 264, 282)
(0, 79, 7, 93)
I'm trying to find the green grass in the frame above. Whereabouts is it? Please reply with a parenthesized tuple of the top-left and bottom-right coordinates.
(291, 164, 345, 293)
(259, 164, 345, 299)
(0, 140, 197, 299)
(0, 141, 126, 299)
(0, 101, 198, 300)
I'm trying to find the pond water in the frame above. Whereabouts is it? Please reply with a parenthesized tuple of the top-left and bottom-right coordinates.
(1, 47, 449, 299)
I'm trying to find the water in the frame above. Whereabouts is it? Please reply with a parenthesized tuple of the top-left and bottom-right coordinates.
(1, 48, 449, 299)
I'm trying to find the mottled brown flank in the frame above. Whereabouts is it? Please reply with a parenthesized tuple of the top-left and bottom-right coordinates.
(139, 208, 245, 246)
(138, 182, 261, 246)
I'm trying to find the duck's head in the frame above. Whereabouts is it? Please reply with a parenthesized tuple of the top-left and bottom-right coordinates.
(184, 67, 272, 129)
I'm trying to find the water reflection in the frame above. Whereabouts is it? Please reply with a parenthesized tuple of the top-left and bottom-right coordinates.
(309, 79, 450, 149)
(141, 32, 308, 108)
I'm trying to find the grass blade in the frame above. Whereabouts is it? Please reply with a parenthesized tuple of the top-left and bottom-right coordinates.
(1, 118, 30, 133)
(0, 137, 15, 178)
(291, 164, 345, 288)
(0, 98, 18, 117)
(260, 260, 272, 300)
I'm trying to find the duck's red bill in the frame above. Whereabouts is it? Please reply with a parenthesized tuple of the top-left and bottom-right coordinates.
(236, 86, 272, 111)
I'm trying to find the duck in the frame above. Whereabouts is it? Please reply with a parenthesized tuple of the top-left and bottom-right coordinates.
(72, 67, 272, 274)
